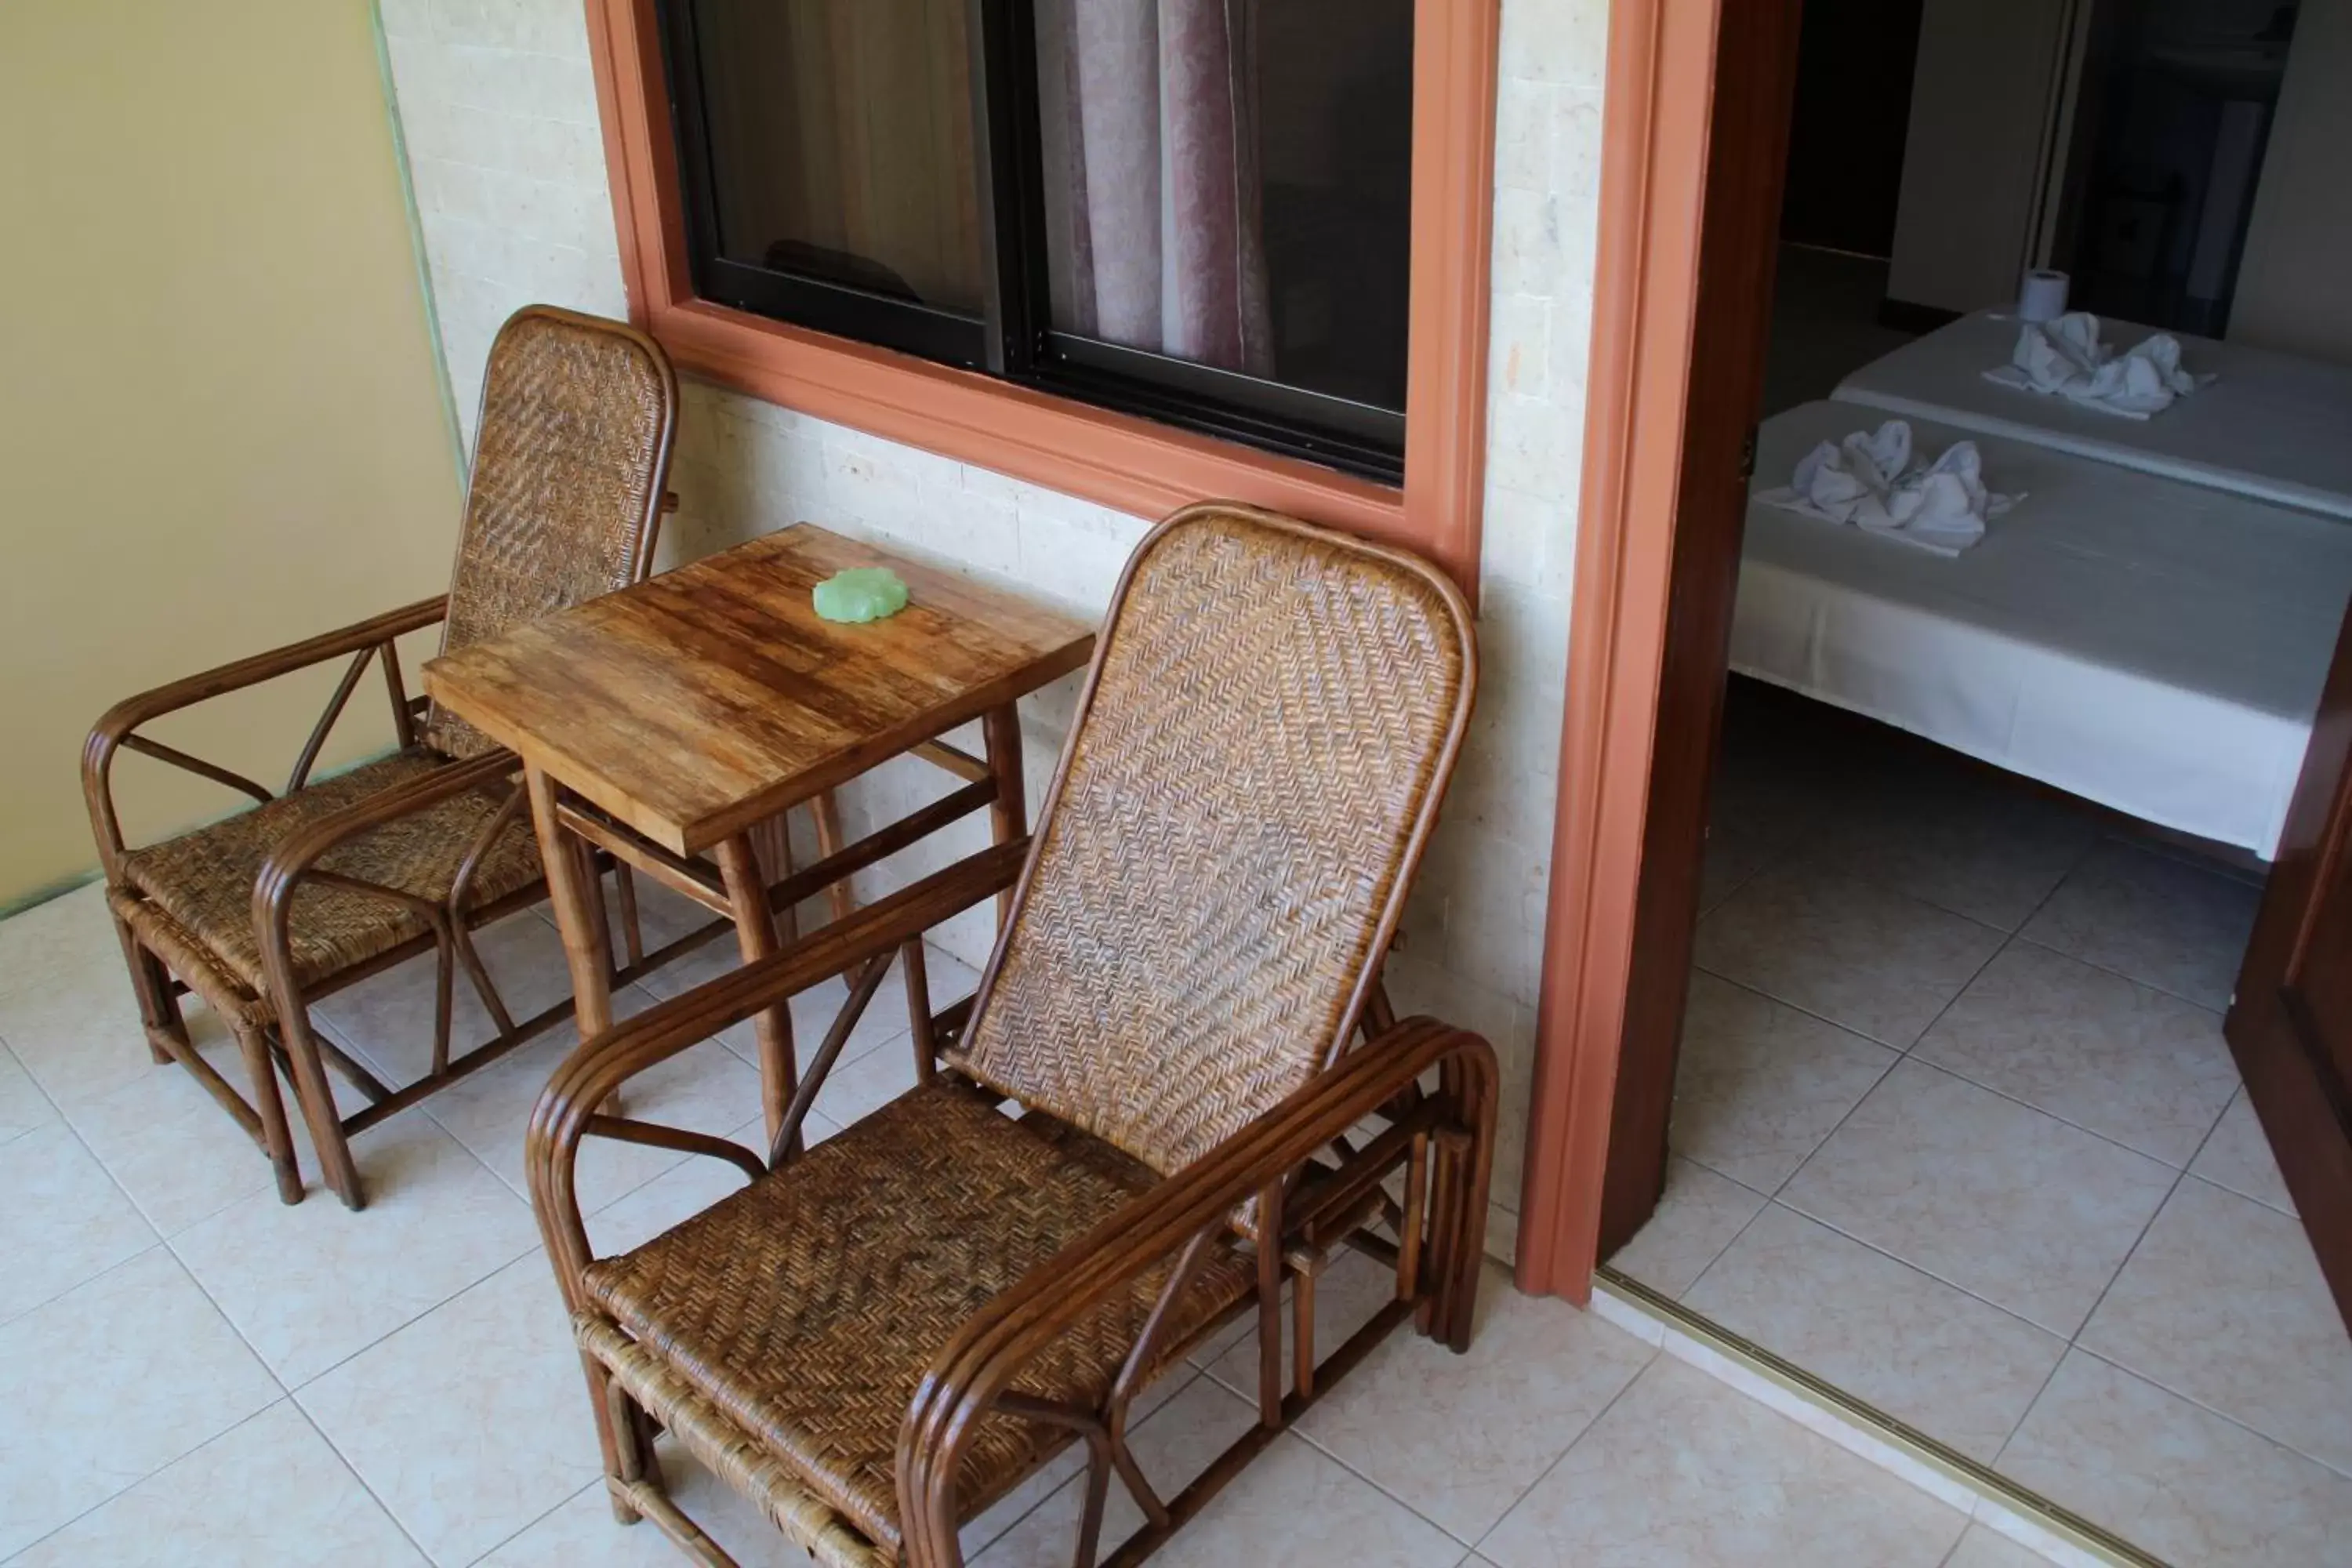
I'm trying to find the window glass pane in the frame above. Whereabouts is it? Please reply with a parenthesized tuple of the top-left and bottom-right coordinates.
(686, 0, 985, 314)
(1033, 0, 1414, 410)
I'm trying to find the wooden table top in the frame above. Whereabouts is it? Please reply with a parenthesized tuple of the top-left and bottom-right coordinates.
(423, 524, 1095, 855)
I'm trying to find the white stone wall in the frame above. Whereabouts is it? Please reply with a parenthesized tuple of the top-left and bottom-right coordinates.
(376, 0, 1608, 1256)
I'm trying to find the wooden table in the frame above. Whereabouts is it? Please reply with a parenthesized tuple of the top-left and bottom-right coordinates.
(423, 524, 1094, 1143)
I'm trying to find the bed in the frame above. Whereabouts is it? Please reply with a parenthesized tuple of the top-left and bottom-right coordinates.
(1830, 310, 2352, 521)
(1734, 402, 2352, 856)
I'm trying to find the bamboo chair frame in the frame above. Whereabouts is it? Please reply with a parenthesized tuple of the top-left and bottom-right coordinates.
(79, 306, 855, 1210)
(524, 507, 1495, 1568)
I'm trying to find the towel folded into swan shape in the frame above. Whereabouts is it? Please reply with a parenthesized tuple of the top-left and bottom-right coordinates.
(1983, 312, 2212, 418)
(1756, 419, 2017, 557)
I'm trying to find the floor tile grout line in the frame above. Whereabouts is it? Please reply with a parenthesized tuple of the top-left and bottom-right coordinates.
(1160, 1319, 1629, 1563)
(0, 974, 348, 1463)
(1742, 1119, 2352, 1508)
(2002, 929, 2234, 1018)
(1672, 1160, 1808, 1309)
(1276, 1407, 1502, 1551)
(1860, 828, 2241, 1169)
(2058, 1159, 2189, 1367)
(1674, 729, 2291, 1544)
(0, 1395, 335, 1564)
(172, 1221, 545, 1399)
(2174, 1087, 2297, 1214)
(9, 903, 961, 1561)
(0, 1241, 294, 1554)
(2185, 1166, 2296, 1221)
(1719, 827, 2136, 1209)
(1889, 909, 2027, 1068)
(0, 1092, 169, 1332)
(1462, 1339, 1665, 1561)
(457, 1475, 599, 1567)
(282, 1394, 441, 1566)
(1682, 910, 2008, 1254)
(1930, 810, 2129, 1386)
(1879, 1052, 2213, 1178)
(2014, 826, 2257, 1011)
(1754, 1192, 2084, 1345)
(1688, 960, 1914, 1056)
(271, 1247, 572, 1566)
(1984, 1315, 2080, 1483)
(2061, 1337, 2352, 1487)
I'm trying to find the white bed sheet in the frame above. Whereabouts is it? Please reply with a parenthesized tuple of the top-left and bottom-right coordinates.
(1735, 404, 2352, 855)
(1831, 310, 2352, 521)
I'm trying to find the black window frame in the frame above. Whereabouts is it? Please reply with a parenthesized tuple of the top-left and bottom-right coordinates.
(655, 0, 1409, 484)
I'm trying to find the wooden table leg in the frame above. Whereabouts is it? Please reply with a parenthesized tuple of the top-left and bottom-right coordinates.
(983, 702, 1027, 928)
(526, 766, 615, 1038)
(811, 790, 856, 924)
(716, 833, 799, 1151)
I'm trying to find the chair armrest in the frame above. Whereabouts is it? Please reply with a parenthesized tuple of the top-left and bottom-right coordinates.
(246, 746, 524, 993)
(82, 596, 450, 871)
(524, 837, 1030, 1307)
(89, 595, 447, 742)
(895, 1018, 1498, 1567)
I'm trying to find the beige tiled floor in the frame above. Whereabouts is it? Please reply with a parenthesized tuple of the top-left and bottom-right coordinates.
(5, 877, 2010, 1566)
(1617, 684, 2352, 1566)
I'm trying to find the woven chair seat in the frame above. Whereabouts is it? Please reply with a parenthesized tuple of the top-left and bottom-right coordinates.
(578, 1078, 1257, 1557)
(120, 747, 540, 996)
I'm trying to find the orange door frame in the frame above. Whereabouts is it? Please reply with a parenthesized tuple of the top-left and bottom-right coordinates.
(1515, 0, 1747, 1301)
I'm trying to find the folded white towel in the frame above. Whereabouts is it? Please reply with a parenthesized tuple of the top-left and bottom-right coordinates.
(1755, 420, 2016, 557)
(1982, 311, 2210, 418)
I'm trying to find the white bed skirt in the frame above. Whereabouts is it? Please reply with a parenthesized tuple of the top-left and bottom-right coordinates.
(1736, 405, 2352, 857)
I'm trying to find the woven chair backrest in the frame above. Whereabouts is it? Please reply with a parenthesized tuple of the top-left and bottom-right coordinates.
(425, 306, 677, 759)
(950, 506, 1475, 1176)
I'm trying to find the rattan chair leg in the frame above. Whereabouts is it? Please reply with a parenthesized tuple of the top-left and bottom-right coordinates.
(1428, 1054, 1494, 1351)
(277, 1001, 365, 1209)
(429, 933, 456, 1077)
(598, 1356, 655, 1521)
(111, 916, 180, 1065)
(229, 1017, 304, 1204)
(1071, 1428, 1113, 1568)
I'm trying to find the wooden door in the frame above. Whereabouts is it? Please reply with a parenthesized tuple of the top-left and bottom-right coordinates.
(2226, 602, 2352, 1328)
(1593, 0, 1807, 1258)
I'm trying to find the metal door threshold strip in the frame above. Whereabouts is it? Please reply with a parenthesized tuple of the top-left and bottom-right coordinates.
(1592, 1265, 2170, 1568)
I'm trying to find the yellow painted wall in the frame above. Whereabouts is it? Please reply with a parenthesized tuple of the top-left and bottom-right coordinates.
(0, 2, 463, 904)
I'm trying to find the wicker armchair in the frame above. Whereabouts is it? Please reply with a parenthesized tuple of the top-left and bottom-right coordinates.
(524, 506, 1498, 1568)
(82, 306, 697, 1210)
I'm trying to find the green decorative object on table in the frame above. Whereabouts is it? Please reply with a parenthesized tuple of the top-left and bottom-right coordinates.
(811, 566, 910, 623)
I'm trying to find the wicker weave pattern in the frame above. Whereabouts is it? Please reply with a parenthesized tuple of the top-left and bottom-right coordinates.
(579, 1080, 1254, 1552)
(120, 749, 539, 995)
(951, 512, 1469, 1174)
(107, 887, 273, 1028)
(579, 1317, 892, 1568)
(426, 310, 673, 758)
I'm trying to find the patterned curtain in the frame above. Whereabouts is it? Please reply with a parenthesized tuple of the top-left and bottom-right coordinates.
(1036, 0, 1276, 376)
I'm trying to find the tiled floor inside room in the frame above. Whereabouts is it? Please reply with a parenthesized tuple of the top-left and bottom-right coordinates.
(1610, 679, 2352, 1566)
(9, 859, 2062, 1566)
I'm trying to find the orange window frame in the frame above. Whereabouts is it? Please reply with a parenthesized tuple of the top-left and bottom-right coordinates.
(581, 0, 1499, 590)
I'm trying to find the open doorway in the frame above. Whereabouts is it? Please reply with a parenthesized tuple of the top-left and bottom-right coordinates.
(1537, 0, 2352, 1559)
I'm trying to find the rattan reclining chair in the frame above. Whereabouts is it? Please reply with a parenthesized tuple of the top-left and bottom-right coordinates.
(82, 306, 693, 1210)
(524, 505, 1499, 1568)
